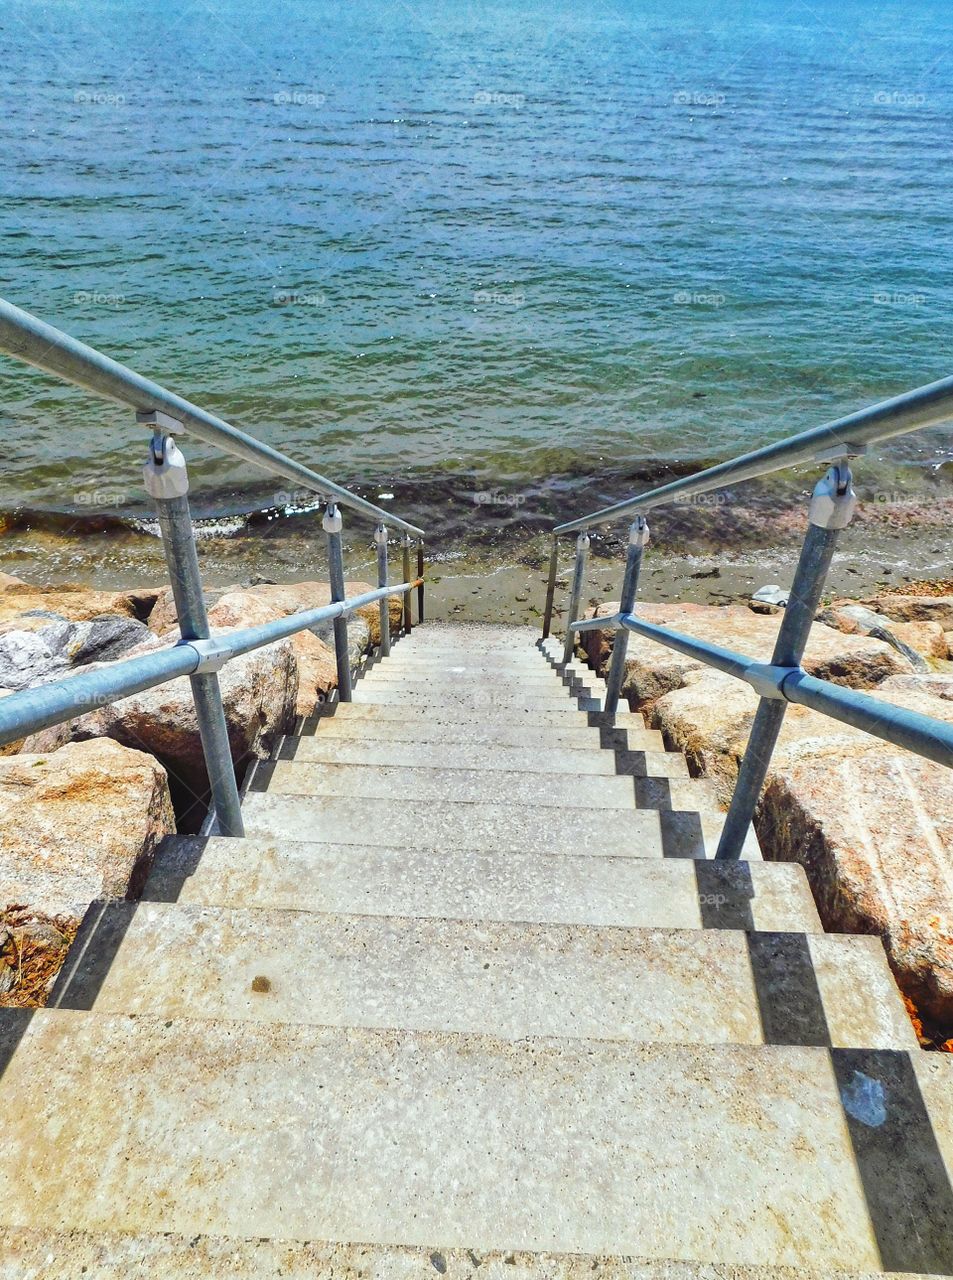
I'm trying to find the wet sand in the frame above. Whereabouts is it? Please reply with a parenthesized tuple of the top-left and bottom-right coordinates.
(4, 522, 947, 629)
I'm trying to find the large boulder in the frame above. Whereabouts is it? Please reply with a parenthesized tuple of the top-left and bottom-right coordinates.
(0, 613, 154, 691)
(151, 579, 397, 712)
(862, 594, 953, 627)
(0, 580, 158, 625)
(581, 600, 912, 716)
(647, 665, 953, 1030)
(0, 737, 175, 920)
(20, 631, 298, 829)
(202, 591, 336, 719)
(818, 603, 948, 667)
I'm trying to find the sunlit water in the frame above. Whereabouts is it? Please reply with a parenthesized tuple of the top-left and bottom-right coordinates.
(1, 0, 951, 575)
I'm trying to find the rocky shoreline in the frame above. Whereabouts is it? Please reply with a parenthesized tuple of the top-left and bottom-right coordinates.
(0, 572, 403, 1004)
(2, 571, 952, 1051)
(579, 593, 953, 1047)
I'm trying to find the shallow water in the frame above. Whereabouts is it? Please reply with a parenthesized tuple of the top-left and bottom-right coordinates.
(1, 0, 952, 569)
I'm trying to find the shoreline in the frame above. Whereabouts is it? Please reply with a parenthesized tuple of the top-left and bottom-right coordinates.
(0, 515, 948, 627)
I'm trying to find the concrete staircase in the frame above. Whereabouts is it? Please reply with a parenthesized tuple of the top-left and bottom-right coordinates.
(1, 622, 952, 1277)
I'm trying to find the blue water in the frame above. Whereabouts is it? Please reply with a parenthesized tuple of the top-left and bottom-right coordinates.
(1, 0, 952, 530)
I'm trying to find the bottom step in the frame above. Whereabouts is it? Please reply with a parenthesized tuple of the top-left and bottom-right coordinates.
(1, 1013, 951, 1272)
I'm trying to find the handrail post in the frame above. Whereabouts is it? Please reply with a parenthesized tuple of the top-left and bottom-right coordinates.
(716, 462, 857, 858)
(416, 540, 425, 623)
(603, 517, 649, 715)
(142, 421, 244, 837)
(323, 502, 352, 701)
(401, 533, 413, 634)
(562, 531, 590, 665)
(375, 522, 391, 657)
(541, 534, 559, 640)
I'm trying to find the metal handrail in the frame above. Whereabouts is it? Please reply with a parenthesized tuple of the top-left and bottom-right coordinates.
(0, 296, 430, 837)
(571, 610, 953, 770)
(0, 581, 416, 750)
(0, 297, 425, 537)
(546, 377, 953, 861)
(554, 373, 953, 533)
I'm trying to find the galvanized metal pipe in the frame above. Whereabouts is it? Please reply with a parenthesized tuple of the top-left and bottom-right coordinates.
(562, 532, 590, 665)
(401, 534, 413, 633)
(0, 581, 414, 750)
(541, 535, 559, 640)
(572, 611, 953, 770)
(0, 297, 425, 537)
(716, 465, 856, 859)
(603, 518, 649, 716)
(416, 542, 425, 623)
(189, 584, 412, 667)
(323, 503, 352, 701)
(781, 671, 953, 768)
(146, 435, 244, 838)
(555, 375, 953, 534)
(0, 645, 199, 749)
(375, 523, 391, 657)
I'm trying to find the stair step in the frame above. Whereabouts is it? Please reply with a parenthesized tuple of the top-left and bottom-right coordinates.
(277, 737, 620, 774)
(307, 703, 646, 728)
(145, 836, 820, 929)
(254, 760, 693, 808)
(2, 1012, 950, 1269)
(240, 792, 762, 859)
(54, 904, 915, 1051)
(299, 717, 665, 751)
(360, 672, 577, 689)
(350, 689, 582, 710)
(252, 762, 665, 808)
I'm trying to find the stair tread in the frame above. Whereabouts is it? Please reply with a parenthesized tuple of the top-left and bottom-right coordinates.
(299, 719, 664, 750)
(54, 903, 915, 1050)
(239, 791, 763, 859)
(144, 836, 817, 928)
(1, 1012, 950, 1270)
(252, 761, 690, 807)
(277, 738, 621, 774)
(350, 690, 583, 709)
(307, 704, 648, 725)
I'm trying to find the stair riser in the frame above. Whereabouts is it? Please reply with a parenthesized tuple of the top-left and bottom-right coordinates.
(361, 673, 578, 688)
(145, 837, 822, 931)
(58, 906, 915, 1051)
